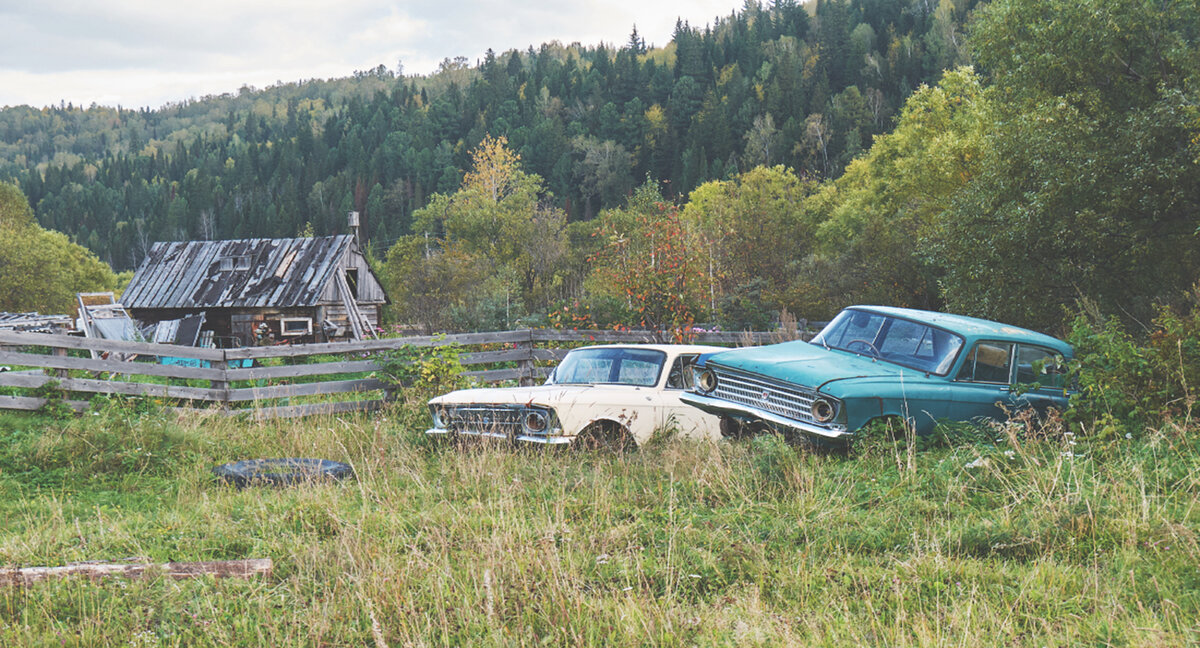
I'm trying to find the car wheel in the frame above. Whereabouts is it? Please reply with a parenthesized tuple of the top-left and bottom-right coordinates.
(575, 422, 635, 452)
(719, 416, 751, 439)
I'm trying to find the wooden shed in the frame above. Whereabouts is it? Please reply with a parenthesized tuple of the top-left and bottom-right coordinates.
(122, 235, 386, 346)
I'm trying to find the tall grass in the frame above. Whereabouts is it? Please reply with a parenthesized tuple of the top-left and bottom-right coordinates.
(0, 398, 1197, 647)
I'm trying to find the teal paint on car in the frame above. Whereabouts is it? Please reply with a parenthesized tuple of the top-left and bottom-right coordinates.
(680, 306, 1073, 443)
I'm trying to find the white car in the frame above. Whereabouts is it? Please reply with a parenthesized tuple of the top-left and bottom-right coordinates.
(426, 344, 726, 447)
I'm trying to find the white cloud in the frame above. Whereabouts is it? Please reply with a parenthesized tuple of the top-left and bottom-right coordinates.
(0, 0, 745, 109)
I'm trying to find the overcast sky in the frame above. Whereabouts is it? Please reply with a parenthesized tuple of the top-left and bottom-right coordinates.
(0, 0, 747, 110)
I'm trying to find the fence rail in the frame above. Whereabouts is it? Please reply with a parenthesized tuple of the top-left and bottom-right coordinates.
(0, 325, 815, 419)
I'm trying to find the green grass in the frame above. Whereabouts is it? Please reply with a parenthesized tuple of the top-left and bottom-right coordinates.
(0, 403, 1197, 647)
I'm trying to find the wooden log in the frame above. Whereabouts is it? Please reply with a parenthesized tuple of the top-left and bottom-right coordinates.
(0, 558, 273, 586)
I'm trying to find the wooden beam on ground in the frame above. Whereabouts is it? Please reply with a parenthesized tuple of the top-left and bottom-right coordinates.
(0, 558, 273, 586)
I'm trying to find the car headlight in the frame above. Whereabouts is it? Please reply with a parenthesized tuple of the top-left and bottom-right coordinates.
(431, 406, 449, 428)
(810, 398, 837, 424)
(695, 368, 718, 394)
(523, 409, 549, 434)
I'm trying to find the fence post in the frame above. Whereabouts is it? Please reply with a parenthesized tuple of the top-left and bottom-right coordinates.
(515, 330, 535, 386)
(51, 346, 69, 379)
(212, 349, 230, 409)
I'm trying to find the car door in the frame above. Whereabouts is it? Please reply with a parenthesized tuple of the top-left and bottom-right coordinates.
(658, 353, 719, 439)
(1010, 344, 1071, 414)
(950, 341, 1016, 423)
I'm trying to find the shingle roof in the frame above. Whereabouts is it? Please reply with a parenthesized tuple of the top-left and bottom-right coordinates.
(122, 236, 353, 309)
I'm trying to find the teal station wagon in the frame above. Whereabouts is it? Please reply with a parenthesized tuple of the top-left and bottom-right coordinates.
(680, 306, 1073, 443)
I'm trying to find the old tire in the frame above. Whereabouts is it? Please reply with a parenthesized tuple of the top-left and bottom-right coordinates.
(212, 458, 355, 489)
(574, 422, 635, 452)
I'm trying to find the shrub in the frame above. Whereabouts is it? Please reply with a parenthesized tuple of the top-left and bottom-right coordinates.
(1066, 299, 1200, 438)
(375, 342, 469, 402)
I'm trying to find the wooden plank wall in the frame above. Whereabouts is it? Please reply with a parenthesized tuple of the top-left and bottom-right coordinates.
(0, 325, 814, 419)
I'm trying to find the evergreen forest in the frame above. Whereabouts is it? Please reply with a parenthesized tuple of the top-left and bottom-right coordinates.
(1, 0, 1197, 334)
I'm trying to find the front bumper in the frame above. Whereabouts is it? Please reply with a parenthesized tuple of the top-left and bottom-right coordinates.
(679, 391, 851, 440)
(424, 427, 574, 445)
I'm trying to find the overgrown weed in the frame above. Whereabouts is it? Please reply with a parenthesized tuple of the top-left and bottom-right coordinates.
(0, 375, 1198, 645)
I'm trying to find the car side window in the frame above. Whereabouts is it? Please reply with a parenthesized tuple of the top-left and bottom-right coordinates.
(665, 355, 699, 389)
(1015, 345, 1068, 389)
(956, 342, 1014, 384)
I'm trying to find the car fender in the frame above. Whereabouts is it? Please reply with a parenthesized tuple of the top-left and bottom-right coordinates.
(821, 376, 950, 435)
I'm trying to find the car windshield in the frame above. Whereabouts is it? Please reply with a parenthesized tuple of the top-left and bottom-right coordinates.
(548, 347, 667, 386)
(810, 309, 964, 375)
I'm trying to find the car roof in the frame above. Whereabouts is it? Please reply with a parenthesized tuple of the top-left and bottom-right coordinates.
(572, 343, 728, 354)
(849, 306, 1071, 353)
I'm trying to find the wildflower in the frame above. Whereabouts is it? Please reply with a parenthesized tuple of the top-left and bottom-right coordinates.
(595, 554, 610, 565)
(964, 457, 989, 469)
(1125, 433, 1133, 439)
(1004, 450, 1016, 458)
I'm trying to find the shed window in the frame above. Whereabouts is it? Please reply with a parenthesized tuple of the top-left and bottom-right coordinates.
(279, 318, 312, 337)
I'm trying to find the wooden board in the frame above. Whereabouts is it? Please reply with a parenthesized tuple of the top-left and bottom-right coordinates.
(224, 359, 378, 381)
(0, 395, 91, 413)
(226, 378, 387, 402)
(0, 373, 224, 401)
(459, 348, 535, 364)
(222, 330, 534, 360)
(0, 330, 226, 361)
(1, 559, 273, 586)
(0, 350, 226, 381)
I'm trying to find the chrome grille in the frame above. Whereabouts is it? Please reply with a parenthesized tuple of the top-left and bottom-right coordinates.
(710, 368, 818, 425)
(451, 406, 524, 436)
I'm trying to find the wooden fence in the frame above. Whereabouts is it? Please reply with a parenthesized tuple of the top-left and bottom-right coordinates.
(0, 327, 814, 420)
